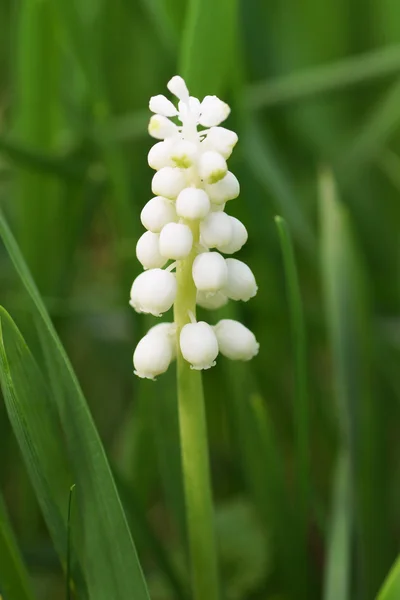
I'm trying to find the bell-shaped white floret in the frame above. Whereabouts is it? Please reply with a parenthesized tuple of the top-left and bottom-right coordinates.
(199, 95, 230, 127)
(140, 196, 177, 233)
(147, 322, 177, 360)
(198, 151, 227, 184)
(204, 126, 238, 158)
(133, 332, 173, 379)
(159, 222, 193, 259)
(148, 141, 174, 170)
(149, 94, 178, 117)
(136, 231, 167, 269)
(180, 321, 219, 370)
(130, 269, 177, 316)
(197, 290, 228, 310)
(216, 217, 248, 254)
(192, 252, 227, 293)
(148, 115, 178, 140)
(224, 258, 257, 301)
(200, 211, 232, 248)
(152, 167, 187, 198)
(205, 171, 240, 204)
(176, 188, 210, 220)
(167, 76, 190, 102)
(214, 319, 259, 361)
(170, 140, 198, 168)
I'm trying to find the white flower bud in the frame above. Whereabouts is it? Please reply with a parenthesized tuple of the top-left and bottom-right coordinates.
(197, 290, 228, 310)
(192, 252, 227, 293)
(159, 222, 193, 259)
(198, 150, 227, 184)
(147, 322, 177, 360)
(200, 211, 232, 248)
(168, 76, 190, 101)
(214, 319, 259, 361)
(216, 217, 248, 254)
(130, 269, 177, 316)
(204, 127, 238, 158)
(133, 332, 173, 379)
(140, 196, 177, 233)
(176, 188, 210, 220)
(224, 258, 257, 301)
(148, 141, 173, 170)
(170, 140, 197, 168)
(152, 167, 187, 198)
(136, 231, 167, 269)
(180, 321, 219, 370)
(149, 94, 178, 117)
(148, 115, 179, 139)
(205, 171, 240, 204)
(199, 95, 230, 127)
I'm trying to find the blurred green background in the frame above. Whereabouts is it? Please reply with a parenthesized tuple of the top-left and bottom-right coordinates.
(1, 0, 400, 599)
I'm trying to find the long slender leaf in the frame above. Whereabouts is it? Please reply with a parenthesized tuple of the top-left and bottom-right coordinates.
(377, 556, 400, 600)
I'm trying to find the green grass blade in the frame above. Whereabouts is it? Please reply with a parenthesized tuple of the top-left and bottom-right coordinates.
(377, 556, 400, 600)
(0, 210, 150, 600)
(0, 493, 37, 600)
(323, 452, 351, 600)
(180, 0, 237, 95)
(275, 216, 310, 581)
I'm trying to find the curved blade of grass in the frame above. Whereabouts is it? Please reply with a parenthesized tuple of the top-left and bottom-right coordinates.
(275, 216, 310, 587)
(0, 493, 37, 600)
(377, 556, 400, 600)
(0, 307, 87, 599)
(180, 0, 237, 96)
(0, 211, 150, 600)
(323, 452, 351, 600)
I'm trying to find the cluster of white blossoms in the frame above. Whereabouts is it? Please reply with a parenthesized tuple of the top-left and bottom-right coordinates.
(130, 76, 259, 379)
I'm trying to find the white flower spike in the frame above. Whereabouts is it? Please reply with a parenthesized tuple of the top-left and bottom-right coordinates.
(130, 75, 259, 378)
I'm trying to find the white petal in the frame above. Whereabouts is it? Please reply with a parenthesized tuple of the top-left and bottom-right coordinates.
(203, 126, 238, 158)
(149, 94, 178, 117)
(141, 196, 177, 233)
(216, 216, 248, 254)
(136, 231, 166, 270)
(224, 259, 257, 301)
(198, 150, 227, 184)
(147, 140, 174, 170)
(197, 290, 228, 310)
(167, 76, 189, 101)
(200, 211, 232, 248)
(205, 171, 240, 204)
(199, 95, 230, 127)
(214, 319, 259, 361)
(170, 140, 198, 168)
(176, 188, 210, 220)
(133, 333, 173, 379)
(192, 252, 227, 293)
(148, 115, 179, 140)
(159, 222, 193, 259)
(180, 321, 218, 370)
(130, 269, 177, 316)
(151, 167, 187, 198)
(147, 322, 177, 360)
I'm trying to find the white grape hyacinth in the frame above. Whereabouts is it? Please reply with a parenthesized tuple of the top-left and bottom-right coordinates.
(130, 75, 259, 379)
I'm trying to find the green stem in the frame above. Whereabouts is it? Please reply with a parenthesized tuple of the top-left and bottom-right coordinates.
(173, 220, 220, 600)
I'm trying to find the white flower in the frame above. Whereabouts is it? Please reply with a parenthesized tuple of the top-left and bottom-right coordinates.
(176, 188, 210, 220)
(199, 96, 230, 127)
(200, 211, 232, 248)
(216, 216, 248, 254)
(148, 115, 179, 139)
(224, 258, 258, 301)
(198, 151, 227, 184)
(140, 196, 177, 233)
(147, 322, 177, 359)
(136, 231, 167, 269)
(192, 252, 227, 292)
(151, 167, 187, 198)
(170, 140, 197, 169)
(149, 94, 178, 117)
(159, 222, 193, 259)
(167, 76, 189, 101)
(205, 171, 240, 204)
(148, 141, 174, 170)
(180, 321, 219, 369)
(204, 127, 238, 158)
(214, 320, 259, 360)
(133, 330, 173, 379)
(130, 268, 177, 316)
(197, 290, 228, 310)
